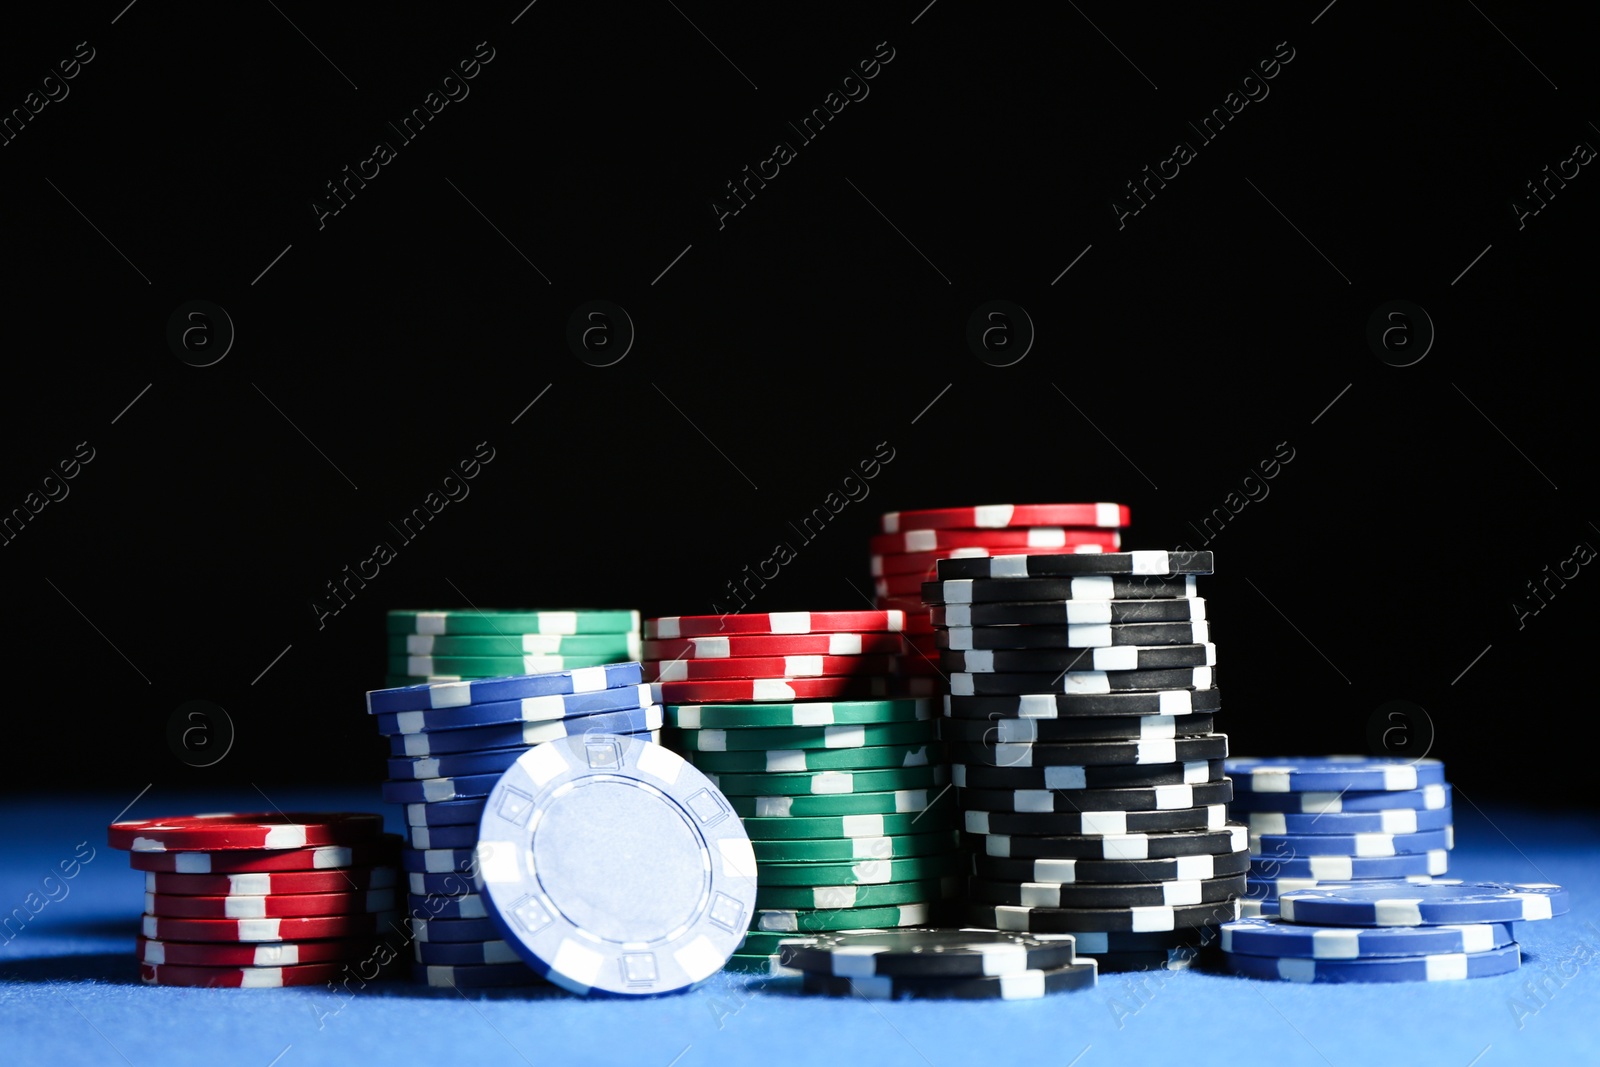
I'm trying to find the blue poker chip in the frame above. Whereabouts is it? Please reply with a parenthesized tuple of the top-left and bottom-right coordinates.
(412, 962, 545, 988)
(1237, 898, 1278, 918)
(408, 871, 479, 896)
(1246, 875, 1458, 901)
(1221, 915, 1514, 959)
(389, 705, 664, 756)
(1224, 941, 1520, 983)
(1228, 784, 1451, 814)
(1226, 757, 1446, 794)
(414, 938, 524, 966)
(1278, 881, 1570, 927)
(1243, 807, 1452, 835)
(402, 848, 478, 874)
(405, 799, 487, 828)
(408, 892, 488, 920)
(407, 824, 478, 850)
(388, 716, 665, 780)
(366, 662, 644, 715)
(375, 684, 654, 735)
(1249, 826, 1453, 858)
(1251, 849, 1449, 880)
(383, 773, 507, 805)
(473, 734, 759, 996)
(409, 915, 501, 942)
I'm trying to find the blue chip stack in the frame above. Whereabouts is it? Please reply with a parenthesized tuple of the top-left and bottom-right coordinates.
(1225, 756, 1455, 916)
(362, 650, 659, 989)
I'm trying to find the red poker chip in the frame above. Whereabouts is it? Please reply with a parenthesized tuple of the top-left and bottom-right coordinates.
(640, 633, 905, 660)
(143, 865, 398, 896)
(144, 888, 399, 919)
(140, 960, 356, 988)
(880, 504, 1130, 533)
(644, 610, 904, 640)
(652, 676, 891, 704)
(870, 528, 1123, 557)
(110, 812, 384, 853)
(644, 654, 896, 682)
(140, 911, 402, 943)
(125, 836, 401, 873)
(137, 934, 379, 967)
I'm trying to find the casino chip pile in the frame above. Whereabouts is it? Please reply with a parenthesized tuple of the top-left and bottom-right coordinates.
(776, 929, 1098, 1000)
(107, 813, 401, 987)
(645, 610, 961, 976)
(925, 549, 1242, 970)
(1226, 756, 1456, 917)
(872, 504, 1131, 695)
(1219, 880, 1569, 983)
(364, 659, 661, 988)
(386, 608, 641, 686)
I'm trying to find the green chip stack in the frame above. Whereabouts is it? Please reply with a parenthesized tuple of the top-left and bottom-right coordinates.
(384, 608, 642, 687)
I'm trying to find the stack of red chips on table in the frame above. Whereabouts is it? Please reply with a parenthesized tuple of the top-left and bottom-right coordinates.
(870, 503, 1132, 695)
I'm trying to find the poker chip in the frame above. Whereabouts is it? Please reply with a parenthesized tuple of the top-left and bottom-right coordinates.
(1249, 826, 1454, 858)
(943, 644, 1216, 674)
(402, 848, 480, 874)
(375, 684, 655, 734)
(140, 911, 401, 943)
(943, 620, 1210, 651)
(388, 609, 640, 636)
(756, 853, 964, 887)
(1277, 881, 1570, 926)
(1219, 915, 1516, 959)
(645, 655, 898, 681)
(751, 830, 958, 862)
(976, 825, 1248, 861)
(691, 742, 939, 774)
(926, 575, 1198, 604)
(723, 952, 802, 976)
(755, 876, 959, 910)
(366, 661, 643, 714)
(391, 631, 641, 657)
(412, 963, 546, 988)
(873, 542, 1118, 577)
(937, 551, 1212, 579)
(946, 734, 1228, 769)
(1228, 783, 1452, 813)
(404, 799, 486, 827)
(645, 611, 905, 639)
(801, 958, 1099, 999)
(1242, 807, 1454, 835)
(729, 788, 956, 820)
(1069, 929, 1209, 955)
(408, 872, 480, 895)
(871, 526, 1124, 554)
(968, 874, 1247, 909)
(933, 599, 1206, 628)
(143, 888, 398, 918)
(739, 930, 813, 955)
(1223, 941, 1522, 983)
(136, 935, 378, 967)
(669, 699, 932, 729)
(471, 734, 758, 995)
(956, 779, 1235, 813)
(643, 633, 907, 660)
(954, 758, 1225, 790)
(950, 666, 1215, 696)
(965, 804, 1230, 837)
(1079, 948, 1197, 972)
(125, 837, 401, 874)
(410, 915, 502, 943)
(139, 961, 357, 988)
(652, 677, 891, 703)
(778, 929, 1078, 977)
(414, 939, 525, 966)
(938, 714, 1215, 744)
(973, 849, 1252, 885)
(707, 764, 948, 796)
(142, 866, 397, 896)
(945, 689, 1222, 719)
(1244, 874, 1457, 902)
(109, 812, 384, 853)
(755, 903, 932, 933)
(675, 719, 937, 752)
(739, 810, 955, 839)
(389, 653, 623, 677)
(881, 504, 1129, 532)
(1256, 851, 1452, 879)
(382, 772, 518, 805)
(406, 824, 479, 850)
(966, 899, 1240, 934)
(389, 705, 664, 756)
(409, 892, 488, 920)
(1226, 756, 1447, 793)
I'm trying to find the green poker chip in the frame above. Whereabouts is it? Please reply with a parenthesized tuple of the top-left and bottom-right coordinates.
(757, 853, 963, 888)
(730, 787, 954, 819)
(751, 829, 959, 863)
(740, 809, 956, 840)
(691, 743, 940, 774)
(386, 609, 640, 635)
(755, 876, 958, 910)
(722, 952, 802, 976)
(754, 902, 936, 933)
(386, 633, 640, 657)
(673, 719, 937, 752)
(667, 699, 932, 729)
(387, 653, 623, 676)
(738, 930, 818, 955)
(708, 764, 948, 796)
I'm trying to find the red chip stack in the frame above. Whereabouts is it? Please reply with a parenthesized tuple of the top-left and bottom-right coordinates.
(871, 504, 1132, 694)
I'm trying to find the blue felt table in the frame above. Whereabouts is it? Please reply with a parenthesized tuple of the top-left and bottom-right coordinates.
(4, 789, 1595, 1067)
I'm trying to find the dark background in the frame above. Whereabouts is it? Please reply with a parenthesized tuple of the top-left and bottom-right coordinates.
(1, 2, 1592, 806)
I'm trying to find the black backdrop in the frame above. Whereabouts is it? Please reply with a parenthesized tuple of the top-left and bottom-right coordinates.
(2, 3, 1593, 807)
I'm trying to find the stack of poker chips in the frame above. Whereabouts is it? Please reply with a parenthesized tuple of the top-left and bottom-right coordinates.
(922, 549, 1243, 971)
(365, 660, 661, 988)
(644, 610, 960, 975)
(871, 504, 1130, 695)
(1225, 756, 1456, 917)
(386, 608, 641, 686)
(776, 928, 1098, 1000)
(1219, 879, 1569, 983)
(107, 813, 401, 987)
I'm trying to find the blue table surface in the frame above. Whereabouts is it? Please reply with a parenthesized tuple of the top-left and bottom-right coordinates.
(3, 789, 1595, 1067)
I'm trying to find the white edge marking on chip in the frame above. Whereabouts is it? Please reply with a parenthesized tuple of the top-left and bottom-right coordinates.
(225, 897, 268, 919)
(826, 725, 865, 748)
(1426, 953, 1468, 981)
(1163, 881, 1201, 906)
(1157, 690, 1193, 715)
(1278, 957, 1316, 982)
(414, 612, 446, 635)
(675, 706, 703, 729)
(943, 580, 975, 605)
(828, 633, 863, 654)
(769, 612, 810, 634)
(1140, 739, 1177, 765)
(1312, 928, 1361, 959)
(758, 911, 800, 932)
(656, 618, 681, 639)
(692, 637, 729, 658)
(951, 675, 975, 696)
(904, 529, 933, 551)
(894, 790, 927, 813)
(1251, 769, 1292, 793)
(793, 703, 834, 726)
(1036, 859, 1076, 882)
(973, 505, 1014, 527)
(1174, 855, 1212, 880)
(676, 935, 726, 982)
(764, 750, 805, 772)
(1457, 925, 1496, 953)
(751, 679, 797, 700)
(237, 919, 282, 940)
(635, 742, 683, 784)
(1372, 898, 1424, 925)
(718, 837, 758, 881)
(964, 812, 990, 834)
(840, 814, 886, 837)
(1515, 894, 1553, 921)
(754, 796, 792, 817)
(552, 938, 603, 988)
(1069, 575, 1116, 600)
(1042, 766, 1086, 789)
(130, 836, 169, 853)
(882, 512, 902, 533)
(697, 729, 728, 752)
(1072, 622, 1112, 647)
(475, 840, 520, 886)
(1252, 814, 1287, 835)
(518, 741, 570, 788)
(1423, 784, 1447, 809)
(1094, 502, 1120, 526)
(1016, 694, 1054, 718)
(812, 772, 852, 794)
(1129, 550, 1169, 574)
(1029, 528, 1067, 548)
(1080, 812, 1125, 835)
(987, 555, 1027, 578)
(1059, 672, 1109, 694)
(1102, 836, 1149, 860)
(830, 946, 882, 977)
(1128, 906, 1174, 932)
(1093, 647, 1135, 671)
(424, 682, 471, 709)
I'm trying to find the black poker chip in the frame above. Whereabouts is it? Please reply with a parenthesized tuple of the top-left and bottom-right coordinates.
(943, 689, 1223, 720)
(938, 714, 1216, 745)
